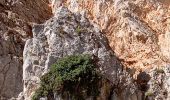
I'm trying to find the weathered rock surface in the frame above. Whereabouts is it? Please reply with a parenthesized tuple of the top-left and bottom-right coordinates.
(141, 66, 170, 100)
(57, 0, 170, 70)
(0, 0, 52, 99)
(23, 4, 170, 100)
(23, 6, 123, 99)
(49, 0, 170, 100)
(1, 0, 170, 100)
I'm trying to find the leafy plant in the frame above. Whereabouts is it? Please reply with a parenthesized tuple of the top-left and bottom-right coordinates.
(32, 54, 101, 100)
(145, 90, 154, 97)
(155, 68, 164, 74)
(76, 26, 82, 35)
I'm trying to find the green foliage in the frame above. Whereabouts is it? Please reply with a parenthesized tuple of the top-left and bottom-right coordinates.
(145, 90, 154, 97)
(32, 54, 101, 100)
(32, 87, 46, 100)
(76, 26, 82, 35)
(155, 68, 164, 74)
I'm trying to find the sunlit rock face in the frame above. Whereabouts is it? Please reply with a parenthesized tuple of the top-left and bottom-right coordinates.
(50, 0, 170, 70)
(0, 0, 52, 99)
(22, 0, 170, 98)
(1, 0, 170, 99)
(45, 0, 170, 100)
(22, 6, 123, 100)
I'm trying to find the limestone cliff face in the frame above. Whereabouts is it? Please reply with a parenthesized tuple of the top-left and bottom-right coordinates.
(22, 7, 122, 99)
(0, 0, 52, 99)
(1, 0, 170, 100)
(22, 0, 170, 99)
(57, 0, 170, 70)
(48, 1, 170, 99)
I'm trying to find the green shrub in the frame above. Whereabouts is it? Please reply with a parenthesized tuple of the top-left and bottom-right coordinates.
(76, 26, 83, 35)
(145, 90, 154, 97)
(155, 68, 164, 74)
(32, 54, 101, 100)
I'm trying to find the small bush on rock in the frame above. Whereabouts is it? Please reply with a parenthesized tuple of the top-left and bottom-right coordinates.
(32, 54, 101, 100)
(155, 68, 164, 74)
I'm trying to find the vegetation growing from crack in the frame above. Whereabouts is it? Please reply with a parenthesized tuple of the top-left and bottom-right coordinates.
(155, 67, 164, 74)
(75, 25, 86, 35)
(32, 54, 101, 100)
(145, 90, 154, 99)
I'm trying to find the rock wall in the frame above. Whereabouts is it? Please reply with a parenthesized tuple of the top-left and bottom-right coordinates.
(1, 0, 170, 100)
(0, 0, 52, 99)
(22, 1, 170, 99)
(22, 6, 123, 99)
(24, 0, 170, 99)
(57, 0, 170, 70)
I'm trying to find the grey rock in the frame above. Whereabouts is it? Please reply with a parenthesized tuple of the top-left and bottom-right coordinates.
(23, 6, 122, 99)
(0, 0, 52, 99)
(145, 66, 170, 100)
